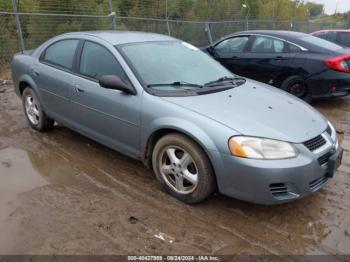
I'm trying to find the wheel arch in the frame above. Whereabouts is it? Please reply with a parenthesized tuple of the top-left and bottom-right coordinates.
(18, 74, 39, 96)
(19, 81, 30, 95)
(142, 126, 219, 191)
(277, 72, 307, 88)
(142, 125, 217, 171)
(17, 74, 50, 111)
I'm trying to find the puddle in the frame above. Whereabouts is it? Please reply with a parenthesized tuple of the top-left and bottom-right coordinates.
(0, 148, 47, 253)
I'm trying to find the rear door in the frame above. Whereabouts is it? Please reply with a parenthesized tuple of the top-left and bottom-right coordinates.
(69, 40, 142, 157)
(211, 35, 250, 76)
(36, 39, 80, 123)
(244, 35, 295, 86)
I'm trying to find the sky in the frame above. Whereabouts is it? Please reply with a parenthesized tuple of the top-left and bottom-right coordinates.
(306, 0, 350, 14)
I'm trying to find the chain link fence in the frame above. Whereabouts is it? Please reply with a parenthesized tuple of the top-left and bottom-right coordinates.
(1, 0, 349, 75)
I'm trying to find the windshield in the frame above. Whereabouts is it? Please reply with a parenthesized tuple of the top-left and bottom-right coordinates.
(300, 35, 343, 51)
(118, 41, 235, 92)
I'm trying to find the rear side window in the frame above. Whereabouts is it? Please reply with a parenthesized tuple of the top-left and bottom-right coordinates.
(300, 35, 343, 51)
(214, 36, 249, 55)
(251, 36, 285, 53)
(338, 32, 350, 47)
(42, 40, 79, 70)
(288, 43, 302, 53)
(79, 41, 127, 81)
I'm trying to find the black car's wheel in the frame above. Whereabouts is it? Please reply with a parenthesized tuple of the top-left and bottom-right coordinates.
(152, 133, 216, 204)
(281, 76, 311, 103)
(22, 87, 54, 132)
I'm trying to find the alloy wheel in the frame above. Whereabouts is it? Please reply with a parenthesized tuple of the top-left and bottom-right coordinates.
(159, 146, 199, 194)
(24, 95, 40, 125)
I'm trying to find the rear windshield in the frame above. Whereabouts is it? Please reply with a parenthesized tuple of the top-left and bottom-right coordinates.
(301, 35, 344, 51)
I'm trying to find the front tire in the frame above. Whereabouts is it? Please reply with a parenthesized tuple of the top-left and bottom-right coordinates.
(281, 76, 311, 103)
(22, 87, 54, 132)
(152, 133, 216, 204)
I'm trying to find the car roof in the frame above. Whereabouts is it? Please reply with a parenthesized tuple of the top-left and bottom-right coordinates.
(229, 30, 309, 41)
(62, 31, 177, 45)
(214, 30, 345, 54)
(312, 29, 350, 34)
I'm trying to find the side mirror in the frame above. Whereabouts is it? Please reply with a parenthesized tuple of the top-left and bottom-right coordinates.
(207, 46, 214, 54)
(207, 46, 219, 58)
(99, 75, 136, 95)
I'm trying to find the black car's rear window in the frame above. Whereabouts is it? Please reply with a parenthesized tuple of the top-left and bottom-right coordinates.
(300, 35, 343, 51)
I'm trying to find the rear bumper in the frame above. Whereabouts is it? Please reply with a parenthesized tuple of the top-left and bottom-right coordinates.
(213, 143, 342, 205)
(308, 70, 350, 99)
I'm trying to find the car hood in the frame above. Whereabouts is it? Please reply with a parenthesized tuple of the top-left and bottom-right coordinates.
(162, 80, 327, 143)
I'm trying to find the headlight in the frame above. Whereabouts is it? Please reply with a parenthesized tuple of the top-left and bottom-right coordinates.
(327, 120, 336, 138)
(228, 136, 298, 160)
(327, 120, 339, 149)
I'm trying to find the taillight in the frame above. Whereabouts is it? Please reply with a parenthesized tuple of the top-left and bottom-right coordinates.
(325, 55, 350, 73)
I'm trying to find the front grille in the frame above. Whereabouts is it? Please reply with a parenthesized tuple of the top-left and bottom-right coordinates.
(309, 176, 328, 192)
(326, 125, 332, 136)
(318, 151, 332, 165)
(303, 135, 326, 152)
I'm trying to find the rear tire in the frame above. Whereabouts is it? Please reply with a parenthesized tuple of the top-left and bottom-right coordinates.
(22, 87, 54, 132)
(152, 133, 216, 204)
(281, 76, 311, 103)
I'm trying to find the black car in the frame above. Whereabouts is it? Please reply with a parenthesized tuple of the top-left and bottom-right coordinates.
(204, 30, 350, 101)
(312, 30, 350, 47)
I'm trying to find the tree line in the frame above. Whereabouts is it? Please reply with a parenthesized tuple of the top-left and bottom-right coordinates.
(0, 0, 347, 65)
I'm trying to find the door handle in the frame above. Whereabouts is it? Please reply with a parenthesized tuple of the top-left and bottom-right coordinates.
(74, 84, 85, 93)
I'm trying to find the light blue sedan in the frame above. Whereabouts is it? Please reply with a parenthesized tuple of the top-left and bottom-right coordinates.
(11, 31, 343, 204)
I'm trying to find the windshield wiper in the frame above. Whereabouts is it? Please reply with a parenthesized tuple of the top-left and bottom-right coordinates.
(204, 76, 245, 87)
(147, 81, 203, 89)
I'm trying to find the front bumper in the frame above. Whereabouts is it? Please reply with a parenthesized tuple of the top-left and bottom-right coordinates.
(214, 141, 343, 205)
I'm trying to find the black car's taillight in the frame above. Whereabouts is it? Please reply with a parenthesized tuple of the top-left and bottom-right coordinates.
(325, 54, 350, 73)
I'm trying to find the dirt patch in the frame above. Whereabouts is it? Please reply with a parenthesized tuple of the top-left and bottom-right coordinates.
(0, 63, 11, 80)
(0, 84, 350, 255)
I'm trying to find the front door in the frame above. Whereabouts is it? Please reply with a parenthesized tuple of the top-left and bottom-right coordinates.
(212, 35, 250, 76)
(70, 41, 142, 157)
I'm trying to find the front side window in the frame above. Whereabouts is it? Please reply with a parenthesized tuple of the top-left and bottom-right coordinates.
(119, 41, 234, 92)
(251, 36, 285, 53)
(42, 39, 79, 70)
(79, 41, 127, 81)
(214, 36, 249, 55)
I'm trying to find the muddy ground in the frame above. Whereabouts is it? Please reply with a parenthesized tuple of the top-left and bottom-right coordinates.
(0, 84, 349, 255)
